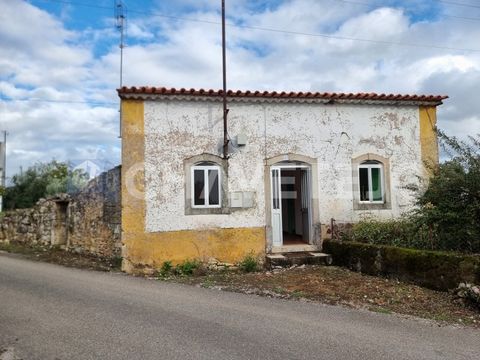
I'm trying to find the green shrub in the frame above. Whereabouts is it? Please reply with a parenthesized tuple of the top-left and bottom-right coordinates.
(414, 132, 480, 253)
(110, 256, 122, 270)
(239, 253, 258, 273)
(158, 261, 173, 277)
(323, 240, 480, 291)
(175, 259, 199, 276)
(342, 218, 434, 251)
(345, 133, 480, 254)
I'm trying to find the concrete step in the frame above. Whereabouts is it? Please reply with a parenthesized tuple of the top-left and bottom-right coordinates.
(265, 252, 332, 269)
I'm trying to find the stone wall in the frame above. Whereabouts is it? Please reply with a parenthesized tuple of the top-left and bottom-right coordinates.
(324, 240, 480, 291)
(0, 166, 121, 259)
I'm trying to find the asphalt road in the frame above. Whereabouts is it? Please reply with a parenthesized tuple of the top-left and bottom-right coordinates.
(0, 253, 479, 360)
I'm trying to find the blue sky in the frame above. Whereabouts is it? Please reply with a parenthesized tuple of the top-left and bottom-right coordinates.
(1, 0, 480, 178)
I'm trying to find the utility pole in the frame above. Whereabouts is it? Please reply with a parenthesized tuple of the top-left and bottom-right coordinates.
(0, 131, 6, 212)
(221, 0, 229, 159)
(115, 0, 126, 138)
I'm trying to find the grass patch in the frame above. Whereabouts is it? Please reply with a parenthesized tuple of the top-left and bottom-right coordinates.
(273, 286, 287, 295)
(174, 259, 200, 276)
(157, 261, 173, 278)
(291, 290, 306, 299)
(239, 253, 259, 273)
(369, 306, 392, 314)
(201, 277, 215, 288)
(0, 242, 45, 255)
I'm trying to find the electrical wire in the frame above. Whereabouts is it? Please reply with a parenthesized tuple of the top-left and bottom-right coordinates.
(332, 0, 480, 22)
(436, 0, 480, 9)
(35, 0, 480, 52)
(0, 97, 117, 106)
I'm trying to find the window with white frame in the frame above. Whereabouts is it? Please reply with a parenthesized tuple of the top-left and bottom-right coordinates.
(358, 160, 384, 203)
(191, 163, 221, 208)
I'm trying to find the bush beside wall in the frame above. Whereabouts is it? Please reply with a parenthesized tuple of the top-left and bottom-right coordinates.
(323, 240, 480, 291)
(339, 218, 480, 254)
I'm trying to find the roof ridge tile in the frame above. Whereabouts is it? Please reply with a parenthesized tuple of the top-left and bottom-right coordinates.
(117, 86, 448, 103)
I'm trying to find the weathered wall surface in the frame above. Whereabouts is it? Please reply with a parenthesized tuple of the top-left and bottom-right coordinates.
(121, 96, 438, 272)
(0, 166, 121, 258)
(67, 166, 121, 257)
(121, 100, 265, 273)
(144, 100, 425, 230)
(0, 195, 69, 246)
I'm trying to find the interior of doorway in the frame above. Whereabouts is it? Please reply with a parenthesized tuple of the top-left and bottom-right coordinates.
(280, 168, 309, 245)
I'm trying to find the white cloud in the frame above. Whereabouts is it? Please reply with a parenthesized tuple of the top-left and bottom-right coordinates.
(1, 0, 480, 179)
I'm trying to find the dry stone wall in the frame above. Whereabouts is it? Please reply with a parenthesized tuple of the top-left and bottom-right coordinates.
(0, 166, 121, 259)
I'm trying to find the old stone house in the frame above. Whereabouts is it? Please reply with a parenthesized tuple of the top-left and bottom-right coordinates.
(118, 86, 446, 273)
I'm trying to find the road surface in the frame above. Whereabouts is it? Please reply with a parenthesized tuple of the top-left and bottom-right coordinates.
(0, 253, 479, 360)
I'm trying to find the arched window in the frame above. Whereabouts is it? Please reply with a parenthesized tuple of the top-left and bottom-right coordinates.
(352, 154, 391, 210)
(184, 154, 227, 215)
(358, 160, 384, 203)
(191, 161, 221, 208)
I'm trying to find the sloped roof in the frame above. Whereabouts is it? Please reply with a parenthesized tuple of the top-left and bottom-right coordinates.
(118, 86, 447, 105)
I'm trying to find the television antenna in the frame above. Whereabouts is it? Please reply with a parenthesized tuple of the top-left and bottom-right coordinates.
(115, 0, 126, 88)
(114, 0, 126, 138)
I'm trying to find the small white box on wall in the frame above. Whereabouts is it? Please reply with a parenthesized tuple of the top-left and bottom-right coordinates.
(236, 134, 247, 146)
(230, 192, 243, 208)
(229, 191, 255, 208)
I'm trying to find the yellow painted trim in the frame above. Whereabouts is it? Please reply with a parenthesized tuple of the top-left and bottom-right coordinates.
(122, 227, 266, 271)
(120, 99, 265, 273)
(419, 106, 439, 176)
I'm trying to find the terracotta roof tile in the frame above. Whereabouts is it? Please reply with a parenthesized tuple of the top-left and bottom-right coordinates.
(117, 86, 447, 104)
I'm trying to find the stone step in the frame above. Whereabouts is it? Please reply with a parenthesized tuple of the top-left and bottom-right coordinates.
(265, 252, 332, 269)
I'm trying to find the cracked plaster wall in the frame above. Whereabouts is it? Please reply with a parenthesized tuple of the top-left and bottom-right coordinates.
(144, 100, 423, 233)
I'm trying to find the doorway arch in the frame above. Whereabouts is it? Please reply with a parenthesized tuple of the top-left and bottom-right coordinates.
(265, 154, 320, 252)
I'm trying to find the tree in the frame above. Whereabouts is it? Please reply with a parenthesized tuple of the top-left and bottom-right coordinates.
(416, 132, 480, 253)
(3, 160, 89, 210)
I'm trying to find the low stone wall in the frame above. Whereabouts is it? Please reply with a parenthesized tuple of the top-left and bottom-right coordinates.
(0, 195, 68, 246)
(0, 166, 121, 259)
(323, 240, 480, 291)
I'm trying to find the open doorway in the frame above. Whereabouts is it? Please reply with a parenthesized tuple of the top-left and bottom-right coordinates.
(271, 164, 311, 247)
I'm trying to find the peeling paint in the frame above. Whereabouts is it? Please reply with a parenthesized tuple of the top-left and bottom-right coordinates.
(121, 98, 439, 272)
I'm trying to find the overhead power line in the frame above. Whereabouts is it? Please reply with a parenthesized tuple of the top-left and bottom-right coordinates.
(0, 97, 117, 106)
(332, 0, 480, 22)
(436, 0, 480, 9)
(38, 0, 480, 52)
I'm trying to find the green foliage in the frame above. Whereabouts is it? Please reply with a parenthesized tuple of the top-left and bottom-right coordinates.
(110, 256, 123, 270)
(415, 132, 480, 253)
(3, 160, 89, 210)
(291, 290, 306, 299)
(343, 218, 435, 251)
(239, 253, 259, 273)
(158, 261, 173, 277)
(174, 259, 199, 276)
(343, 132, 480, 254)
(323, 240, 480, 291)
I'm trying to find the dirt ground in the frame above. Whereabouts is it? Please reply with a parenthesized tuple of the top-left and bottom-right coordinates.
(0, 243, 121, 272)
(1, 242, 478, 328)
(164, 265, 480, 328)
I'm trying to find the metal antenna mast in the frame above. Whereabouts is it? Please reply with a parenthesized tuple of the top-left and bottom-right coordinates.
(221, 0, 229, 159)
(115, 0, 126, 88)
(115, 0, 126, 138)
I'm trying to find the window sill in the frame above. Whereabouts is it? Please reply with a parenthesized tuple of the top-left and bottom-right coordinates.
(353, 202, 391, 211)
(185, 207, 231, 215)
